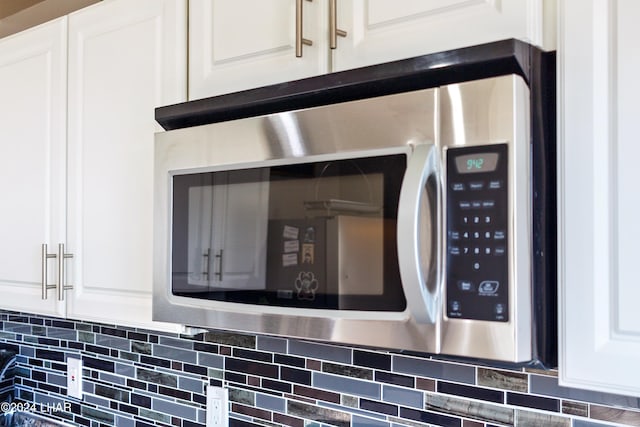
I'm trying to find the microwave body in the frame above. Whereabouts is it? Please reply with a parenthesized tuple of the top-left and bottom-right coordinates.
(154, 71, 552, 365)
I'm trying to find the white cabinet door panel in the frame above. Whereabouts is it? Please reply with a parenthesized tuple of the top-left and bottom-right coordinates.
(559, 0, 640, 397)
(333, 0, 544, 71)
(66, 0, 186, 329)
(189, 0, 328, 99)
(0, 18, 67, 316)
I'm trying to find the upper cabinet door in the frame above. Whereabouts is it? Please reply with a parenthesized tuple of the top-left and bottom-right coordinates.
(333, 0, 548, 71)
(189, 0, 328, 100)
(0, 18, 67, 317)
(559, 0, 640, 396)
(65, 0, 186, 329)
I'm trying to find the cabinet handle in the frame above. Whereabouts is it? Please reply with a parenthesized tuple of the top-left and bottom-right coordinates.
(329, 0, 347, 49)
(296, 0, 313, 57)
(215, 249, 224, 281)
(202, 248, 211, 280)
(57, 243, 74, 301)
(41, 244, 57, 300)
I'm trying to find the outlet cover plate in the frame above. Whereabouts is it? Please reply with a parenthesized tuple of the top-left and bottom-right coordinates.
(67, 357, 83, 399)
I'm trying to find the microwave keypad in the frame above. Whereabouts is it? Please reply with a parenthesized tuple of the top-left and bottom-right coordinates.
(446, 144, 509, 322)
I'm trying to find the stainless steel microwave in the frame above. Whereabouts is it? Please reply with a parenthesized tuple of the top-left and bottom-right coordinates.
(153, 44, 556, 366)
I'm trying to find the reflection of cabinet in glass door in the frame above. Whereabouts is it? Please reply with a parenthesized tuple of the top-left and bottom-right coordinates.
(187, 170, 270, 291)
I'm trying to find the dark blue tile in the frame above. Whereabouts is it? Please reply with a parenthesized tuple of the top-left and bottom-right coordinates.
(354, 350, 391, 371)
(226, 358, 278, 378)
(507, 392, 559, 412)
(233, 348, 273, 363)
(82, 356, 115, 372)
(35, 349, 64, 362)
(262, 379, 292, 393)
(360, 399, 398, 416)
(438, 381, 504, 404)
(375, 371, 414, 388)
(400, 407, 461, 427)
(274, 354, 306, 368)
(281, 367, 312, 385)
(393, 356, 475, 384)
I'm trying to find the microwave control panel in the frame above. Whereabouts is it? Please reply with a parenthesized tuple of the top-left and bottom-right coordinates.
(445, 143, 509, 322)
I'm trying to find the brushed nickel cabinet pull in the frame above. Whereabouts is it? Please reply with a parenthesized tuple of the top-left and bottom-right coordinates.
(329, 0, 347, 49)
(41, 244, 57, 300)
(215, 249, 224, 281)
(296, 0, 313, 57)
(57, 243, 74, 301)
(203, 248, 211, 280)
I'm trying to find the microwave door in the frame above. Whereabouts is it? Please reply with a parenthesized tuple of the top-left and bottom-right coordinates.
(396, 143, 440, 325)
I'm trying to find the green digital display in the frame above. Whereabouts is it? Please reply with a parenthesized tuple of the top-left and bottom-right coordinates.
(455, 152, 499, 174)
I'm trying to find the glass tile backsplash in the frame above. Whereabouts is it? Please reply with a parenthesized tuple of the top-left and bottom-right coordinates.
(1, 310, 639, 427)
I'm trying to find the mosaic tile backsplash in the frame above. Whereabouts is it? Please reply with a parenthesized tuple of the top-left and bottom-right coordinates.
(1, 311, 640, 427)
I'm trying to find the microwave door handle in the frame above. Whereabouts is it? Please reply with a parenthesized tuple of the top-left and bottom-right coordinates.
(397, 143, 439, 324)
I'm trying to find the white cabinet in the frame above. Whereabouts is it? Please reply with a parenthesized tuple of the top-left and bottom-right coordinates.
(189, 0, 327, 99)
(0, 0, 187, 331)
(65, 0, 186, 328)
(0, 18, 67, 317)
(559, 0, 640, 397)
(332, 0, 546, 71)
(189, 0, 550, 99)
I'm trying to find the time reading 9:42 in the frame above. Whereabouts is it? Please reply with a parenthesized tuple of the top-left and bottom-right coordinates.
(455, 152, 500, 174)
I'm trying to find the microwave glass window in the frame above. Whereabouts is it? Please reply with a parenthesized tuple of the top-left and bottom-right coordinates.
(170, 154, 407, 311)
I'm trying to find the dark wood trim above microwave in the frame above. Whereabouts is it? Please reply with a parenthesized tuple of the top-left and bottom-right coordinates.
(155, 38, 551, 131)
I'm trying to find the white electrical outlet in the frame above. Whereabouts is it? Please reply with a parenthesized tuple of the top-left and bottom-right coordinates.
(206, 385, 228, 427)
(67, 357, 83, 399)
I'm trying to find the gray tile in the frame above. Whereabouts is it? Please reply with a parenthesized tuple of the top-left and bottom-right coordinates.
(392, 355, 475, 384)
(46, 373, 66, 387)
(115, 363, 135, 377)
(198, 352, 223, 369)
(323, 362, 373, 380)
(477, 368, 528, 392)
(256, 393, 285, 412)
(95, 334, 129, 351)
(131, 341, 152, 355)
(81, 406, 115, 424)
(562, 400, 588, 417)
(153, 344, 197, 363)
(353, 415, 390, 427)
(590, 404, 640, 427)
(257, 335, 288, 353)
(530, 374, 640, 409)
(99, 372, 126, 385)
(229, 388, 254, 405)
(574, 420, 619, 427)
(136, 367, 177, 387)
(46, 327, 77, 340)
(514, 409, 570, 427)
(159, 336, 194, 349)
(426, 393, 513, 425)
(383, 385, 423, 409)
(139, 408, 171, 424)
(204, 331, 255, 348)
(313, 372, 380, 399)
(288, 401, 350, 427)
(152, 397, 198, 421)
(179, 376, 204, 394)
(84, 394, 110, 408)
(78, 331, 94, 344)
(20, 347, 35, 358)
(115, 416, 136, 427)
(289, 340, 352, 364)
